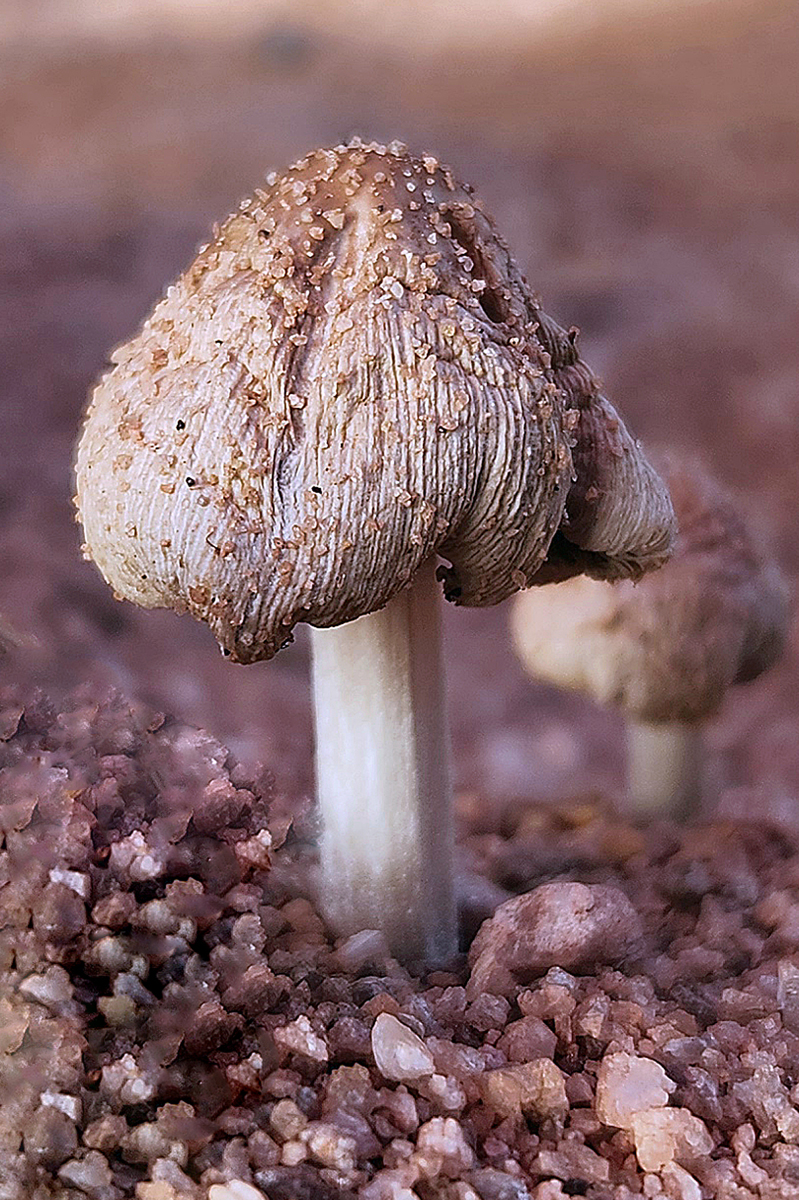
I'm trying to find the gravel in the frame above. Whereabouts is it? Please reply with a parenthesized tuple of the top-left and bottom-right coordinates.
(4, 685, 799, 1198)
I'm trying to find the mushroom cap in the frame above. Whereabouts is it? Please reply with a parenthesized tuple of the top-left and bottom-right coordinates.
(76, 141, 674, 663)
(511, 457, 790, 722)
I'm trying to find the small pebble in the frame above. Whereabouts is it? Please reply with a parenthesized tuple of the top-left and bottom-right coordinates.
(209, 1183, 267, 1200)
(468, 882, 643, 998)
(371, 1013, 435, 1081)
(274, 1014, 329, 1062)
(596, 1052, 675, 1128)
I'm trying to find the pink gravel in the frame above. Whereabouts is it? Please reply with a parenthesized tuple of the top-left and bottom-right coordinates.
(4, 687, 799, 1198)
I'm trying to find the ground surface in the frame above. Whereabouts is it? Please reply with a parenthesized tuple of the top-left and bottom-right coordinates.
(1, 2, 799, 1195)
(5, 688, 799, 1200)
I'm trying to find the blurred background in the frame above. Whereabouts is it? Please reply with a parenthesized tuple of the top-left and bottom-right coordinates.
(1, 0, 797, 814)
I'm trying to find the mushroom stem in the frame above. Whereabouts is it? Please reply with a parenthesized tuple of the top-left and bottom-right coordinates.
(626, 719, 703, 819)
(310, 557, 457, 966)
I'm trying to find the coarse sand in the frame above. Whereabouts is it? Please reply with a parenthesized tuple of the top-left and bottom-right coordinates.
(4, 687, 799, 1198)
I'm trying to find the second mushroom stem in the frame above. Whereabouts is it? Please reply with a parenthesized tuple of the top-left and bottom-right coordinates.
(310, 557, 457, 967)
(626, 718, 703, 819)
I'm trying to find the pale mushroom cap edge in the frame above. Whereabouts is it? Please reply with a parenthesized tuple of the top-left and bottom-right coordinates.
(512, 459, 790, 722)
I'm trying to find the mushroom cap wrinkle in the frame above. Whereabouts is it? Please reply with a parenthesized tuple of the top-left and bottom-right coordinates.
(512, 458, 790, 723)
(76, 142, 674, 663)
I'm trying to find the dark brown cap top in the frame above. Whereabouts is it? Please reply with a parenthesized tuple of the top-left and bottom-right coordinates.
(76, 141, 674, 662)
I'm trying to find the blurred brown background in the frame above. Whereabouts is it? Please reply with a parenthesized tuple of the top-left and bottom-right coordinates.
(1, 0, 797, 813)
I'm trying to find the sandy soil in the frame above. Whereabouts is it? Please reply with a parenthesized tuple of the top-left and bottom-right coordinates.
(6, 688, 799, 1198)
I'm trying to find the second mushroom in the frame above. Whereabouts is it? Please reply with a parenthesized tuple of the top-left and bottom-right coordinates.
(76, 142, 675, 965)
(512, 457, 788, 818)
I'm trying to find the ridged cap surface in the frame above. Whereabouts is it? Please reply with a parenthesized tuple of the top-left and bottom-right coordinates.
(77, 142, 674, 662)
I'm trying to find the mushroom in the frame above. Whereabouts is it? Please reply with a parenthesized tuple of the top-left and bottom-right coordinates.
(511, 457, 789, 818)
(75, 141, 674, 964)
